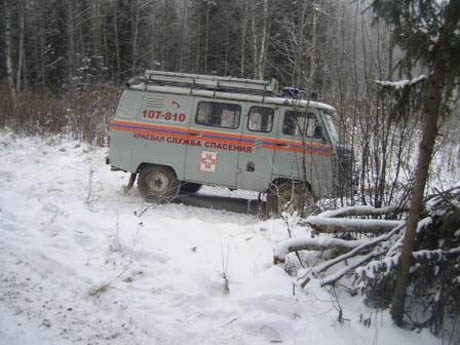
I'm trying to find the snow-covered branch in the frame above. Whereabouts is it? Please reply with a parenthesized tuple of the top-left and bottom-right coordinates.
(307, 216, 403, 234)
(273, 237, 367, 264)
(317, 205, 405, 218)
(375, 75, 426, 89)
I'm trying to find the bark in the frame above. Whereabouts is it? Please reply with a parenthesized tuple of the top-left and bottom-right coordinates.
(391, 0, 460, 326)
(3, 0, 16, 98)
(113, 2, 121, 83)
(178, 1, 187, 71)
(91, 0, 102, 57)
(319, 250, 384, 287)
(240, 1, 248, 77)
(318, 205, 405, 218)
(274, 237, 366, 264)
(16, 0, 25, 92)
(131, 1, 140, 76)
(67, 0, 75, 84)
(307, 216, 402, 234)
(252, 0, 270, 80)
(309, 6, 317, 87)
(204, 4, 209, 73)
(194, 1, 201, 73)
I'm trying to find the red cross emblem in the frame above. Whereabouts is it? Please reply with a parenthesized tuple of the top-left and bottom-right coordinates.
(200, 151, 217, 172)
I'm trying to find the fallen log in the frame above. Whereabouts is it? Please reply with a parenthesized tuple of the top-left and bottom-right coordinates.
(273, 237, 367, 264)
(317, 205, 405, 218)
(307, 216, 403, 234)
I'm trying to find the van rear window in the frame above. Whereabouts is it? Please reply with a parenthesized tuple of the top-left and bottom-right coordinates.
(196, 102, 241, 129)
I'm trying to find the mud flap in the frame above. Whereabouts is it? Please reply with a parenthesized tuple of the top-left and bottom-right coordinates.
(124, 173, 137, 194)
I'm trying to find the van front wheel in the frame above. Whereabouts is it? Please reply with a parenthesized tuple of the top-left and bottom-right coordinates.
(138, 165, 179, 203)
(266, 181, 317, 217)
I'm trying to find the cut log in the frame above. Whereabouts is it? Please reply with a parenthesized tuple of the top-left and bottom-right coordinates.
(307, 216, 403, 234)
(273, 237, 367, 264)
(317, 205, 405, 218)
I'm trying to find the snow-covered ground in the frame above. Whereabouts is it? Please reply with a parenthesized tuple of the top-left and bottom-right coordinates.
(0, 131, 441, 345)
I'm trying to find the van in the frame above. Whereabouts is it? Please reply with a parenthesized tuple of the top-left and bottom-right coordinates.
(107, 71, 352, 214)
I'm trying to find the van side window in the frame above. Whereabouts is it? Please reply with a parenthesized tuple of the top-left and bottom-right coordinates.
(196, 102, 241, 129)
(283, 111, 323, 139)
(248, 107, 274, 133)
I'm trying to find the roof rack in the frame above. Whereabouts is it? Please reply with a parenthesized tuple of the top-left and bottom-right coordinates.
(133, 70, 279, 96)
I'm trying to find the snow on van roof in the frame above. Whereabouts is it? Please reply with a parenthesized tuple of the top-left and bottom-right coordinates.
(129, 82, 336, 112)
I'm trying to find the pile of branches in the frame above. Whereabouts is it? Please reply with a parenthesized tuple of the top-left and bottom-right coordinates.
(357, 187, 460, 336)
(274, 187, 460, 336)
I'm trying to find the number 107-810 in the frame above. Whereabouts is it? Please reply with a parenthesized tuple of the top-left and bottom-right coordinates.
(142, 110, 186, 122)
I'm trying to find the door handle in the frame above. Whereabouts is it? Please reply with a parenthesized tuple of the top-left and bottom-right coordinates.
(276, 142, 288, 147)
(189, 132, 201, 137)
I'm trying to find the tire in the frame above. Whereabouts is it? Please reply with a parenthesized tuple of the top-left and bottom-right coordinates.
(266, 181, 317, 217)
(179, 182, 202, 194)
(138, 165, 179, 203)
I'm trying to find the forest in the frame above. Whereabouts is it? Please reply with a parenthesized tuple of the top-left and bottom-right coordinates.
(1, 0, 458, 200)
(1, 0, 460, 341)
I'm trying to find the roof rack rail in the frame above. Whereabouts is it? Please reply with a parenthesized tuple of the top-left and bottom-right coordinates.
(135, 70, 279, 96)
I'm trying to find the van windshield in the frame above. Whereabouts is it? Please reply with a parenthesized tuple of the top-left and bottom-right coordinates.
(322, 110, 340, 144)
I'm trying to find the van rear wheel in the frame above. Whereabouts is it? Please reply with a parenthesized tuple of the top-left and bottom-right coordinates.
(138, 165, 179, 203)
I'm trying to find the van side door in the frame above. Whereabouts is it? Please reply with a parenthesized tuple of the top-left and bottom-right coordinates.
(184, 98, 245, 188)
(236, 104, 277, 192)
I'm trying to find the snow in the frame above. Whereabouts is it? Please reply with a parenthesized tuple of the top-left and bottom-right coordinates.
(274, 237, 366, 262)
(376, 75, 426, 89)
(317, 205, 400, 218)
(307, 216, 403, 232)
(0, 130, 441, 345)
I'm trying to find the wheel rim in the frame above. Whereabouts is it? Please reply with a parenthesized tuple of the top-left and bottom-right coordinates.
(146, 172, 169, 195)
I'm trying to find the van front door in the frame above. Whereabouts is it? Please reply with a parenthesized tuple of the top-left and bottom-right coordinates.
(272, 108, 333, 198)
(184, 99, 244, 188)
(236, 105, 276, 193)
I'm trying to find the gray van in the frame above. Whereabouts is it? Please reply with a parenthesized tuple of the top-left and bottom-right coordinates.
(108, 71, 352, 213)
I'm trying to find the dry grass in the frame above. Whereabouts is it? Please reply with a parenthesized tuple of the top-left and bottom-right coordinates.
(0, 86, 120, 146)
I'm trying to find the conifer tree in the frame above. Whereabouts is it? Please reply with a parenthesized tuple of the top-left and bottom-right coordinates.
(368, 0, 460, 326)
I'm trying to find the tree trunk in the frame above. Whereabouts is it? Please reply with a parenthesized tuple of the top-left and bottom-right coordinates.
(3, 0, 16, 98)
(204, 3, 209, 73)
(67, 0, 75, 85)
(257, 0, 269, 80)
(194, 1, 201, 73)
(16, 0, 26, 93)
(113, 2, 121, 83)
(309, 6, 317, 88)
(131, 0, 140, 76)
(240, 1, 248, 77)
(178, 0, 187, 71)
(390, 0, 460, 326)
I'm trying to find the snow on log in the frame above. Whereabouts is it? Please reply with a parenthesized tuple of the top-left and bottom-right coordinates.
(319, 250, 385, 287)
(317, 205, 404, 218)
(311, 224, 405, 276)
(273, 237, 367, 264)
(307, 216, 403, 234)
